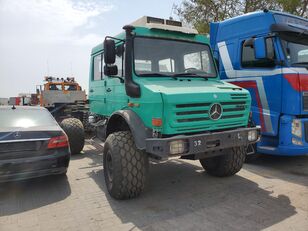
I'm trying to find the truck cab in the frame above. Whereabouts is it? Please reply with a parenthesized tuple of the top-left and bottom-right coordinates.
(89, 16, 260, 199)
(210, 10, 308, 156)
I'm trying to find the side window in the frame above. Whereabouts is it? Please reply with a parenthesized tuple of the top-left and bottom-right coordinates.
(114, 44, 125, 77)
(93, 54, 103, 80)
(159, 58, 175, 72)
(242, 38, 275, 68)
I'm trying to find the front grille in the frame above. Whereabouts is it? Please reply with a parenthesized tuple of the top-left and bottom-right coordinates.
(303, 92, 308, 111)
(174, 101, 246, 123)
(230, 93, 249, 100)
(169, 100, 248, 132)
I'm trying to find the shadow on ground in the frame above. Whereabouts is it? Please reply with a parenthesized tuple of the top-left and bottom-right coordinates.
(0, 175, 71, 216)
(244, 154, 308, 187)
(90, 157, 296, 231)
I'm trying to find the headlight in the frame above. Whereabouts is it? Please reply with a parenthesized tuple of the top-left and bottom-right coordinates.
(248, 130, 258, 141)
(292, 119, 302, 137)
(292, 138, 303, 146)
(169, 139, 188, 155)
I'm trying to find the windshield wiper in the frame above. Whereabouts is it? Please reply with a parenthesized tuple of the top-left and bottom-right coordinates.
(291, 62, 308, 67)
(172, 72, 210, 80)
(138, 73, 170, 77)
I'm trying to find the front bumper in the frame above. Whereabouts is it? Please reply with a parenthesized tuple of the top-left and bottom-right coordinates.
(146, 127, 260, 158)
(0, 151, 70, 183)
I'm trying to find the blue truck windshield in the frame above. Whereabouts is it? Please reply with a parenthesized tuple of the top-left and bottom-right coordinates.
(134, 37, 217, 78)
(281, 39, 308, 67)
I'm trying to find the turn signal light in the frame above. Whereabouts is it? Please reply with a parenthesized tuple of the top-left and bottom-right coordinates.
(152, 118, 162, 127)
(47, 135, 69, 149)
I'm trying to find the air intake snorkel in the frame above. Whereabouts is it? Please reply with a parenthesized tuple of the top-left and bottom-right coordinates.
(123, 25, 141, 98)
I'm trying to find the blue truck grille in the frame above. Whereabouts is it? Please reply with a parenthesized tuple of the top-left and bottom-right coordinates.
(304, 122, 308, 143)
(303, 93, 308, 111)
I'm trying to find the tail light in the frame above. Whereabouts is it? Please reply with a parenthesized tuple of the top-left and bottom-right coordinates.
(47, 135, 69, 149)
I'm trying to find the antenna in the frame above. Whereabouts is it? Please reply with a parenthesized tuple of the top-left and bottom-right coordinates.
(169, 2, 176, 20)
(70, 61, 73, 76)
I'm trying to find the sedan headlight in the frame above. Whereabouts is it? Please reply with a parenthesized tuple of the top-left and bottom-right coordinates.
(169, 139, 188, 155)
(292, 119, 302, 138)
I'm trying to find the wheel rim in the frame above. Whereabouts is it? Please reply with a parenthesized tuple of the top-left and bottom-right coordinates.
(105, 150, 113, 187)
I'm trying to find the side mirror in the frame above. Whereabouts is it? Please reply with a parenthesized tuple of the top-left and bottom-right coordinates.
(104, 39, 116, 64)
(104, 65, 118, 76)
(254, 37, 267, 59)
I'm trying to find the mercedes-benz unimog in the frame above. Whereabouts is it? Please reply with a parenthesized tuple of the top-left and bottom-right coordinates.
(89, 16, 260, 199)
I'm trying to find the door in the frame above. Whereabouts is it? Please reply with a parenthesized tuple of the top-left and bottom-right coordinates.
(89, 53, 107, 116)
(105, 43, 127, 115)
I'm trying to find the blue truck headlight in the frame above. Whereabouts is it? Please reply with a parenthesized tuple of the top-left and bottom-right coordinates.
(291, 119, 302, 138)
(248, 130, 258, 141)
(292, 138, 303, 146)
(169, 139, 188, 155)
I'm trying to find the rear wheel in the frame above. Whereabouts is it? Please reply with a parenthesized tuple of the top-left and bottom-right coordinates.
(103, 131, 149, 200)
(199, 147, 246, 177)
(60, 118, 85, 154)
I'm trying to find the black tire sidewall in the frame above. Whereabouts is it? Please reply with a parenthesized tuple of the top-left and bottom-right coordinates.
(61, 118, 85, 154)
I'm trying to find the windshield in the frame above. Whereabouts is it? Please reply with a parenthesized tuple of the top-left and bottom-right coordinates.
(0, 108, 57, 129)
(281, 39, 308, 67)
(49, 84, 62, 90)
(134, 37, 217, 78)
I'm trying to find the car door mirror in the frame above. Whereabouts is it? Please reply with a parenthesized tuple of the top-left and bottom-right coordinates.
(104, 39, 116, 64)
(254, 37, 267, 59)
(104, 65, 118, 76)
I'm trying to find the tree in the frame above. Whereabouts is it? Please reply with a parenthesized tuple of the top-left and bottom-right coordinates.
(175, 0, 308, 33)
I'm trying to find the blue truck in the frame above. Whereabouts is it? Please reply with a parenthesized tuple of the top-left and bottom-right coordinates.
(210, 10, 308, 156)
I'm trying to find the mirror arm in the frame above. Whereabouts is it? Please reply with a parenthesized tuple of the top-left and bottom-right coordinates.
(105, 36, 125, 43)
(109, 75, 124, 83)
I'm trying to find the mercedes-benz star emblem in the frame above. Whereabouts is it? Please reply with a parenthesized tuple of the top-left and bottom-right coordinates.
(209, 103, 222, 120)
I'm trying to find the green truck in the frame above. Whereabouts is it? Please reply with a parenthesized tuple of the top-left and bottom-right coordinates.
(88, 16, 260, 199)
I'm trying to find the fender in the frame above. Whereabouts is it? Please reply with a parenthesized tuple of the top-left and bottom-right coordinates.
(106, 110, 150, 150)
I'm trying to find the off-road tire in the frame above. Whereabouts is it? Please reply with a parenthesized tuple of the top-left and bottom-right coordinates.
(60, 118, 85, 154)
(199, 147, 246, 177)
(103, 131, 149, 200)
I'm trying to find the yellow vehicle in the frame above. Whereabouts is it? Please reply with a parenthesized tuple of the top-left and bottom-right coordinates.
(38, 76, 86, 107)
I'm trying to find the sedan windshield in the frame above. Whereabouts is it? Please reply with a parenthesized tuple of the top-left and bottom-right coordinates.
(0, 107, 57, 129)
(134, 37, 217, 78)
(281, 39, 308, 67)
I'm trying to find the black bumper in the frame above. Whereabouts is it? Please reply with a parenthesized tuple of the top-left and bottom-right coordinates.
(0, 152, 70, 183)
(145, 127, 260, 158)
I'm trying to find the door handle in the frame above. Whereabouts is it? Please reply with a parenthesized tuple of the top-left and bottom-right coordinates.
(106, 88, 112, 92)
(90, 89, 94, 93)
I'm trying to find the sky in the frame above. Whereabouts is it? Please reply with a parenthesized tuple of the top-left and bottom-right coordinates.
(0, 0, 182, 98)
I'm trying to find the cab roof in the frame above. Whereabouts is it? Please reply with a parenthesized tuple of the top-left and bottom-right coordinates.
(91, 16, 204, 56)
(210, 10, 308, 44)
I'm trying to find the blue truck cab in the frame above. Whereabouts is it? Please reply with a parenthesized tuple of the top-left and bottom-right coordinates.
(210, 10, 308, 156)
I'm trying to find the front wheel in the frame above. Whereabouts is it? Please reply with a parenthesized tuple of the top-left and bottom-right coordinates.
(103, 131, 149, 200)
(199, 147, 246, 177)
